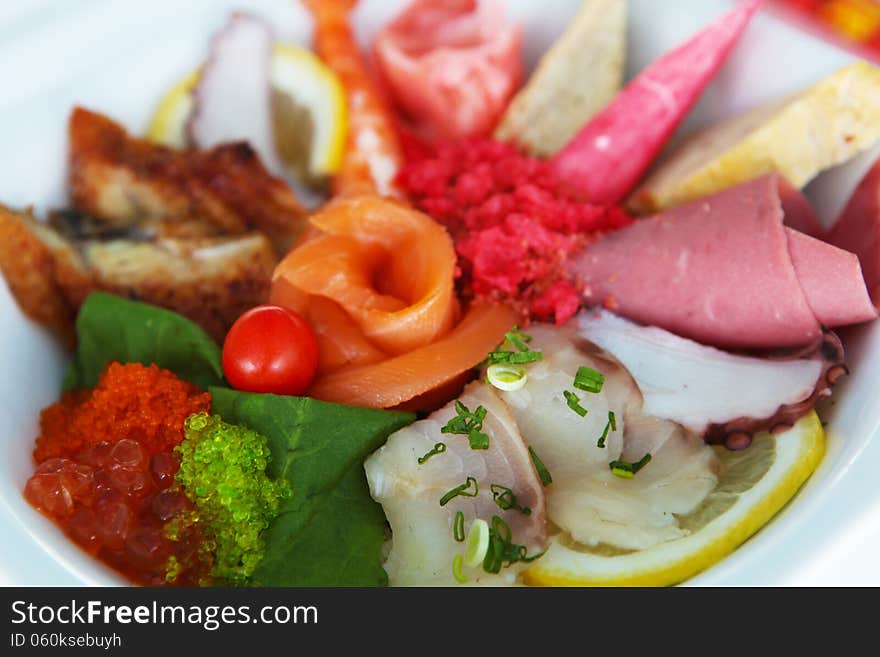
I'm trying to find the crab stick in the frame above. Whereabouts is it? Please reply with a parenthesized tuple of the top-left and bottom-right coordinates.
(550, 0, 763, 204)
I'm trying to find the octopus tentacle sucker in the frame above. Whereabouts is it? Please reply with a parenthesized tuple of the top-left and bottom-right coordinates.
(578, 310, 845, 450)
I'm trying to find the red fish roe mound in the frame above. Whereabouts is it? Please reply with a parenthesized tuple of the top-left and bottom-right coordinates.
(34, 362, 211, 462)
(398, 135, 632, 324)
(25, 362, 212, 586)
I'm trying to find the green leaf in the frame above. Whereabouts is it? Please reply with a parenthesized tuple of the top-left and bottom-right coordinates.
(209, 387, 415, 587)
(63, 292, 224, 391)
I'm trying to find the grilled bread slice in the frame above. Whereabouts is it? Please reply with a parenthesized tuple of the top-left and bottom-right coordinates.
(0, 205, 276, 343)
(0, 206, 81, 344)
(69, 107, 308, 253)
(494, 0, 625, 156)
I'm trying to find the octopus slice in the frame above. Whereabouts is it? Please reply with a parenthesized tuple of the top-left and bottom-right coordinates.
(578, 309, 845, 449)
(364, 382, 546, 586)
(188, 13, 286, 178)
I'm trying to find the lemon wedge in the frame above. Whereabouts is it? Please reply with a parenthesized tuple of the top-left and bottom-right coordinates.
(147, 44, 347, 181)
(523, 411, 825, 586)
(147, 70, 200, 149)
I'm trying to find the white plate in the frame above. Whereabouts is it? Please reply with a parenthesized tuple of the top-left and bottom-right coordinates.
(1, 0, 879, 586)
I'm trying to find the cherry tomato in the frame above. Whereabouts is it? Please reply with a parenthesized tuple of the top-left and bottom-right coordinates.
(222, 305, 319, 396)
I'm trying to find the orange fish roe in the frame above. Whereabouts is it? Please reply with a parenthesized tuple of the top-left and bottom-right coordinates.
(25, 362, 212, 586)
(34, 362, 211, 462)
(398, 135, 632, 324)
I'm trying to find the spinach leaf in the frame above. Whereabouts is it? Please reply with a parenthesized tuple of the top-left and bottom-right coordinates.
(209, 387, 415, 587)
(63, 292, 224, 391)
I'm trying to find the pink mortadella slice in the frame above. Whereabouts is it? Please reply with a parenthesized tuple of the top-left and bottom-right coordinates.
(828, 157, 880, 305)
(785, 228, 876, 327)
(570, 174, 874, 349)
(549, 0, 763, 204)
(778, 176, 825, 239)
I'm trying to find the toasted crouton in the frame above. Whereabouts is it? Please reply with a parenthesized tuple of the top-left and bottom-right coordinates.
(494, 0, 626, 156)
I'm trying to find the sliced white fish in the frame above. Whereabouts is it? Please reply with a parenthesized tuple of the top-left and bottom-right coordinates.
(365, 383, 546, 586)
(496, 324, 720, 551)
(498, 325, 637, 477)
(547, 415, 719, 550)
(188, 13, 285, 177)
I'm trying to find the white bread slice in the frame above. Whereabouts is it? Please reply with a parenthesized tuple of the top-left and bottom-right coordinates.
(630, 61, 880, 213)
(494, 0, 625, 157)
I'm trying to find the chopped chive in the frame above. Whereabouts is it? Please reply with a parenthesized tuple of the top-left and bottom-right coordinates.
(505, 328, 531, 352)
(609, 453, 652, 479)
(441, 402, 490, 450)
(574, 366, 605, 393)
(481, 515, 543, 575)
(487, 363, 527, 391)
(453, 511, 465, 542)
(521, 549, 546, 563)
(468, 428, 490, 450)
(487, 350, 543, 365)
(505, 351, 543, 365)
(597, 411, 617, 448)
(439, 477, 479, 506)
(452, 554, 468, 584)
(563, 390, 588, 417)
(528, 446, 553, 486)
(490, 484, 531, 515)
(417, 442, 447, 464)
(485, 326, 543, 367)
(464, 519, 490, 567)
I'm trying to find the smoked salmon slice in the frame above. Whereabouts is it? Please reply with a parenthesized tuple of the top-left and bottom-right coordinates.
(273, 196, 459, 355)
(271, 276, 387, 376)
(271, 195, 517, 409)
(308, 302, 518, 409)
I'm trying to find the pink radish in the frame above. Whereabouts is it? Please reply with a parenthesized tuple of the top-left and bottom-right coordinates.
(550, 0, 764, 204)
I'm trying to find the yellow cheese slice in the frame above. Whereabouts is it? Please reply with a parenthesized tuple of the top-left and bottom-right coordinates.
(630, 61, 880, 213)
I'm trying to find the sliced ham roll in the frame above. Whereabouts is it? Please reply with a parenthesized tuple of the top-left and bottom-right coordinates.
(569, 174, 876, 349)
(778, 176, 825, 239)
(828, 157, 880, 306)
(785, 228, 875, 328)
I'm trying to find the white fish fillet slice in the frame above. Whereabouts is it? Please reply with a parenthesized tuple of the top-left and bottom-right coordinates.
(365, 383, 546, 586)
(496, 325, 719, 551)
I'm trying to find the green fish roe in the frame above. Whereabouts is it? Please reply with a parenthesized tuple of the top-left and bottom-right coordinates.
(173, 412, 289, 585)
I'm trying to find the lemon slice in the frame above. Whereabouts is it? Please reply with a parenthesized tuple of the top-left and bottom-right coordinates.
(148, 70, 200, 149)
(147, 44, 347, 180)
(523, 411, 825, 586)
